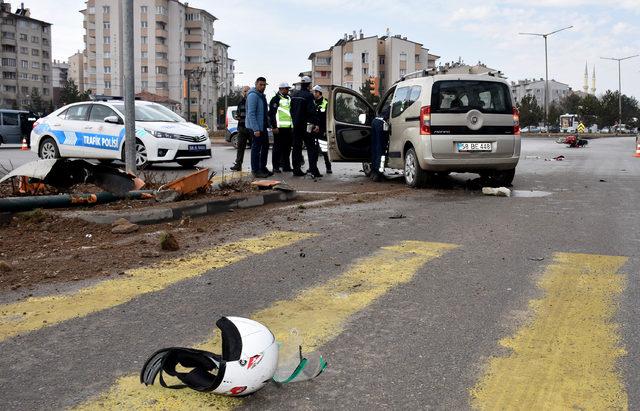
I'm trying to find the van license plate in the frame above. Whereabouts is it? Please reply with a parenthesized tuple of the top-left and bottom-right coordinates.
(189, 144, 206, 151)
(457, 142, 492, 152)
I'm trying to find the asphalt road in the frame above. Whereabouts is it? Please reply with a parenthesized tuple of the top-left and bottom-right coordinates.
(0, 136, 639, 410)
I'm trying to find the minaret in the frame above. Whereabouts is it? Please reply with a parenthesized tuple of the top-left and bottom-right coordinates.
(591, 65, 596, 95)
(583, 62, 589, 93)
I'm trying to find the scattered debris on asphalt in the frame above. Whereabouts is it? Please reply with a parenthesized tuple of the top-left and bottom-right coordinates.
(552, 155, 565, 161)
(111, 221, 140, 234)
(528, 257, 545, 261)
(0, 260, 12, 272)
(158, 168, 213, 198)
(389, 211, 406, 219)
(482, 187, 511, 197)
(160, 231, 180, 251)
(599, 179, 607, 182)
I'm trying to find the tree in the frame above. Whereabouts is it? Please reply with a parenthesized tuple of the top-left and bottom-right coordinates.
(517, 95, 543, 127)
(558, 93, 582, 115)
(216, 89, 243, 111)
(359, 78, 380, 108)
(59, 79, 81, 106)
(547, 102, 562, 125)
(578, 94, 601, 126)
(27, 88, 45, 115)
(598, 90, 640, 127)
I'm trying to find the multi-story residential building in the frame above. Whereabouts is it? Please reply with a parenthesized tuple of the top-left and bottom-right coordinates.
(51, 59, 68, 107)
(80, 0, 234, 126)
(309, 31, 439, 95)
(510, 78, 572, 106)
(68, 51, 85, 92)
(0, 1, 52, 110)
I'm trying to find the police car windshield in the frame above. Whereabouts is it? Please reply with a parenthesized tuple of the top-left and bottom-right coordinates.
(111, 103, 185, 122)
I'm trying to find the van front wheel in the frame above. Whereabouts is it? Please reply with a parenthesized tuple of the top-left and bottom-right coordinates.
(404, 147, 429, 188)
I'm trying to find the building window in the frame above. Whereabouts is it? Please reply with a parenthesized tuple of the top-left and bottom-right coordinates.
(399, 69, 406, 76)
(141, 36, 147, 44)
(19, 72, 28, 79)
(103, 6, 110, 14)
(141, 80, 148, 89)
(140, 6, 147, 13)
(104, 36, 110, 44)
(156, 6, 167, 15)
(141, 66, 148, 73)
(156, 66, 167, 74)
(31, 35, 39, 43)
(140, 51, 148, 58)
(43, 75, 49, 82)
(186, 13, 201, 21)
(21, 86, 28, 94)
(31, 74, 39, 81)
(104, 52, 110, 58)
(31, 49, 39, 56)
(104, 66, 111, 73)
(361, 52, 369, 64)
(156, 37, 165, 45)
(363, 68, 368, 75)
(103, 22, 110, 29)
(344, 52, 353, 62)
(1, 58, 16, 67)
(31, 61, 40, 69)
(20, 47, 28, 54)
(156, 52, 167, 60)
(104, 80, 111, 89)
(415, 54, 420, 63)
(3, 85, 16, 93)
(18, 33, 26, 41)
(316, 57, 331, 65)
(42, 38, 48, 45)
(2, 31, 15, 39)
(157, 82, 168, 90)
(42, 88, 49, 95)
(42, 63, 49, 70)
(379, 56, 385, 65)
(2, 71, 16, 79)
(20, 60, 28, 68)
(42, 50, 49, 58)
(141, 21, 148, 28)
(379, 71, 385, 79)
(400, 53, 408, 62)
(88, 6, 95, 13)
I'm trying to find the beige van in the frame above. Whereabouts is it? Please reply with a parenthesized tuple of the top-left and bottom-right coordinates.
(327, 73, 521, 187)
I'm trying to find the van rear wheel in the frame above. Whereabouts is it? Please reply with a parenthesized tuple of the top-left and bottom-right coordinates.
(404, 147, 429, 188)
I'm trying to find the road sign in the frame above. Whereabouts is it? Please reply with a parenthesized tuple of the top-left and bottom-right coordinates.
(577, 122, 586, 133)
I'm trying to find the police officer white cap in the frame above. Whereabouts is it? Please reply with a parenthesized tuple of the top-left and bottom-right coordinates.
(278, 82, 291, 89)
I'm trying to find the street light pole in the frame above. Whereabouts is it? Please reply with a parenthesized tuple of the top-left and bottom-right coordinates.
(519, 26, 573, 130)
(600, 55, 639, 133)
(122, 0, 136, 174)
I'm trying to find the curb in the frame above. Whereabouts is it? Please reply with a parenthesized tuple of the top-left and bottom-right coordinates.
(60, 190, 297, 225)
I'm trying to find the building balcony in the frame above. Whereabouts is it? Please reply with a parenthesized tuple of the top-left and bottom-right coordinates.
(314, 63, 331, 70)
(155, 13, 168, 23)
(185, 34, 202, 42)
(155, 73, 169, 81)
(185, 48, 202, 57)
(155, 44, 168, 53)
(1, 37, 16, 46)
(186, 20, 203, 29)
(155, 28, 168, 38)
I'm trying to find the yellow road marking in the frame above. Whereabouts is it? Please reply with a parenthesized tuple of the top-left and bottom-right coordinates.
(76, 240, 458, 410)
(470, 252, 629, 410)
(0, 231, 314, 343)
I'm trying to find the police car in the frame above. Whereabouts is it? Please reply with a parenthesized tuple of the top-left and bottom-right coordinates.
(31, 100, 212, 167)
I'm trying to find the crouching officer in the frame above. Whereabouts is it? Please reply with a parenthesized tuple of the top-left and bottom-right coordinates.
(370, 104, 391, 182)
(312, 85, 331, 174)
(268, 82, 293, 172)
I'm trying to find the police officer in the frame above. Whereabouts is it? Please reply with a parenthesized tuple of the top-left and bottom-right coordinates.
(268, 83, 293, 173)
(290, 76, 321, 178)
(370, 104, 391, 182)
(312, 85, 331, 174)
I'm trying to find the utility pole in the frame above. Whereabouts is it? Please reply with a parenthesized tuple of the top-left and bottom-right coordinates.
(519, 26, 572, 130)
(600, 55, 639, 134)
(185, 61, 213, 124)
(122, 0, 136, 174)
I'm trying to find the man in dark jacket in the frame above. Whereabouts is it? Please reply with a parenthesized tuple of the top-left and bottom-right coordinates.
(268, 83, 293, 173)
(230, 86, 250, 171)
(246, 77, 271, 178)
(290, 76, 320, 178)
(312, 85, 331, 174)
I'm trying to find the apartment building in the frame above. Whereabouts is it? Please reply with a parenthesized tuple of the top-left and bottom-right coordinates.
(0, 1, 52, 110)
(309, 31, 439, 95)
(510, 78, 572, 106)
(68, 51, 84, 92)
(51, 59, 68, 107)
(81, 0, 234, 126)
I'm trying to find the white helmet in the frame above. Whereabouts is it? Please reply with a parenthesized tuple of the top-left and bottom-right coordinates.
(312, 85, 323, 93)
(141, 316, 279, 396)
(300, 75, 312, 83)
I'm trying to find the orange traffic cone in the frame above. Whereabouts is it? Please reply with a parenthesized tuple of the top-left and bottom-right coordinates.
(634, 138, 640, 158)
(20, 138, 28, 151)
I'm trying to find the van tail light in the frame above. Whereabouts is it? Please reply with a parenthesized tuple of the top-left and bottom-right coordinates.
(513, 107, 520, 136)
(420, 105, 431, 135)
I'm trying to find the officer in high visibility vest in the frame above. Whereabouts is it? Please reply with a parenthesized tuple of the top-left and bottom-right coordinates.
(268, 82, 293, 173)
(312, 85, 331, 174)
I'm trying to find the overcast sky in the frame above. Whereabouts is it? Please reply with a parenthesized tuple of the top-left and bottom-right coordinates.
(31, 0, 640, 99)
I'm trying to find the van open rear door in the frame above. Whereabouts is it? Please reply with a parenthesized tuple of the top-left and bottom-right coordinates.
(327, 86, 375, 162)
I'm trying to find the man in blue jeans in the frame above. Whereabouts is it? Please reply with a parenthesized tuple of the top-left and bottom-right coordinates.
(245, 77, 272, 178)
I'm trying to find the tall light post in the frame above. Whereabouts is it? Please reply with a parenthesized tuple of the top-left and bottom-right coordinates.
(600, 54, 639, 134)
(519, 26, 573, 129)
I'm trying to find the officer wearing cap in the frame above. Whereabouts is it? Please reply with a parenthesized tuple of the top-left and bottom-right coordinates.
(312, 85, 331, 174)
(268, 82, 293, 173)
(290, 76, 321, 178)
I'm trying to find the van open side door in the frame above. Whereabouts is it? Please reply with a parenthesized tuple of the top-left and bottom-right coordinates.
(327, 86, 375, 162)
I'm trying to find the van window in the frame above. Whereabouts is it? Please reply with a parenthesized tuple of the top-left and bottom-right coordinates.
(66, 104, 91, 121)
(335, 91, 371, 124)
(2, 112, 19, 126)
(431, 80, 512, 114)
(391, 86, 421, 118)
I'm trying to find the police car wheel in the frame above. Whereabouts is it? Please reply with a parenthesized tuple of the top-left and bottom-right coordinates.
(231, 133, 239, 149)
(135, 142, 148, 167)
(39, 137, 60, 159)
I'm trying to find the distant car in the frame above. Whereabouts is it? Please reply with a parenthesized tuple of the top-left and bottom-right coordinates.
(529, 126, 541, 133)
(599, 126, 610, 134)
(31, 100, 211, 167)
(548, 125, 560, 133)
(613, 124, 631, 134)
(224, 105, 274, 149)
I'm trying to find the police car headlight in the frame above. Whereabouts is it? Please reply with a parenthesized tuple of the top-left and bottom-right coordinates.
(145, 129, 179, 139)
